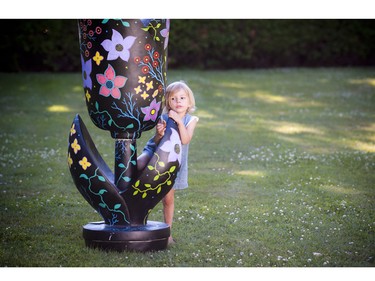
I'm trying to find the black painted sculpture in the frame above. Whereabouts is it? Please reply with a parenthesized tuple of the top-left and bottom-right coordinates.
(67, 19, 179, 251)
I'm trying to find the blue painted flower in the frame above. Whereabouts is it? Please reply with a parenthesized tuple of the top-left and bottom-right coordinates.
(141, 98, 161, 122)
(160, 128, 181, 164)
(101, 29, 136, 61)
(160, 19, 170, 50)
(81, 55, 92, 89)
(140, 19, 152, 26)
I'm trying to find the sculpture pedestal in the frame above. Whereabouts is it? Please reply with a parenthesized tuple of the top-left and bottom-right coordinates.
(82, 221, 170, 252)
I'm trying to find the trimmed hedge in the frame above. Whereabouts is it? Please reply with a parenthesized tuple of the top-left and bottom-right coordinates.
(1, 19, 374, 72)
(169, 19, 375, 69)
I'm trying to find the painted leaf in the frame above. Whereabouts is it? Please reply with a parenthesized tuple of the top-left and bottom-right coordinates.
(99, 203, 106, 208)
(98, 189, 107, 195)
(98, 176, 106, 182)
(123, 176, 131, 182)
(114, 204, 121, 210)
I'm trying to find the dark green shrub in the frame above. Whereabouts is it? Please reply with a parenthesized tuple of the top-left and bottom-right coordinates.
(1, 19, 374, 72)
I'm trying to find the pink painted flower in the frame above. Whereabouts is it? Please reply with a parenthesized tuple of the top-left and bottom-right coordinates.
(141, 99, 161, 122)
(96, 64, 127, 99)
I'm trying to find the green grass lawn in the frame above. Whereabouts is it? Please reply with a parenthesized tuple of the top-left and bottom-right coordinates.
(0, 68, 374, 267)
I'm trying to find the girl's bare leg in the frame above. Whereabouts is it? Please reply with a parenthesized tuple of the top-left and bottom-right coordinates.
(162, 189, 175, 243)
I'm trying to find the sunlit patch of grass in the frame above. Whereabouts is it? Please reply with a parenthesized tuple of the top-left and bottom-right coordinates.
(47, 105, 73, 112)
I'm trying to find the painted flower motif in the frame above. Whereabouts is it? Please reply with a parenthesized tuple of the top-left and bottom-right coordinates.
(81, 55, 92, 89)
(79, 156, 92, 170)
(134, 57, 141, 64)
(70, 124, 76, 136)
(95, 26, 102, 34)
(101, 29, 136, 61)
(68, 153, 73, 168)
(160, 19, 170, 49)
(71, 138, 81, 154)
(160, 128, 181, 164)
(96, 64, 127, 99)
(134, 85, 142, 94)
(141, 91, 149, 100)
(146, 80, 153, 91)
(141, 66, 149, 74)
(141, 19, 152, 27)
(141, 99, 161, 122)
(85, 90, 91, 102)
(93, 51, 104, 66)
(143, 56, 150, 63)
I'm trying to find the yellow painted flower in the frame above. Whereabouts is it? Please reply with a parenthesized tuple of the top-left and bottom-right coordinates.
(138, 76, 146, 84)
(85, 90, 91, 102)
(141, 91, 149, 100)
(93, 51, 104, 66)
(146, 80, 153, 91)
(71, 138, 81, 154)
(79, 156, 91, 170)
(68, 153, 73, 168)
(70, 124, 76, 136)
(134, 85, 142, 95)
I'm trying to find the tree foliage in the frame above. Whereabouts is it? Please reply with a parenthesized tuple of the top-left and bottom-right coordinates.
(1, 19, 374, 72)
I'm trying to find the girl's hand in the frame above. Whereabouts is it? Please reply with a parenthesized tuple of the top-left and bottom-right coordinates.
(168, 110, 182, 125)
(156, 118, 166, 137)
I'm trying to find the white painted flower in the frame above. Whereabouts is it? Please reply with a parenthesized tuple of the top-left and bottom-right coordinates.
(160, 128, 181, 164)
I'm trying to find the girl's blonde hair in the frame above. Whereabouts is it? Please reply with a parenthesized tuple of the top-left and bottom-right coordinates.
(163, 80, 196, 114)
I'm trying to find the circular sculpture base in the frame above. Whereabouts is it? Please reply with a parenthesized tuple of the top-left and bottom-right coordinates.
(82, 221, 170, 252)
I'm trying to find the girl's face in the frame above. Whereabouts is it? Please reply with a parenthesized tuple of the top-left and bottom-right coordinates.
(168, 89, 190, 115)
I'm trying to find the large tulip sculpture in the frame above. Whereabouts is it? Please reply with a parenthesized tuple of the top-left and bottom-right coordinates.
(67, 19, 180, 251)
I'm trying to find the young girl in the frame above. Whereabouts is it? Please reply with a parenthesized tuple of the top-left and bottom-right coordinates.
(138, 80, 199, 245)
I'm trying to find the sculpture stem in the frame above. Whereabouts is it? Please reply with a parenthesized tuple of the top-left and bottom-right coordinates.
(115, 139, 137, 193)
